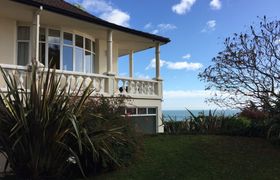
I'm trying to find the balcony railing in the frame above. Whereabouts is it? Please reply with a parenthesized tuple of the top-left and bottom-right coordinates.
(0, 64, 162, 98)
(115, 77, 160, 97)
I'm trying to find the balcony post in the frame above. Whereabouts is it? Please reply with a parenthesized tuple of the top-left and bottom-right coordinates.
(107, 29, 114, 75)
(155, 42, 161, 80)
(129, 50, 134, 78)
(106, 29, 115, 95)
(31, 6, 43, 64)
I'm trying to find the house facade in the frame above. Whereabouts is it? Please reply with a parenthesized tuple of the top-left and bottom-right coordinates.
(0, 0, 170, 134)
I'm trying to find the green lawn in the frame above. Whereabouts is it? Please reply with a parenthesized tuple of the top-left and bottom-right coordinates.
(94, 135, 280, 180)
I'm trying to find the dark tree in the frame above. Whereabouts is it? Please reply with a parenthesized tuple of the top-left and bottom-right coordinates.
(199, 17, 280, 112)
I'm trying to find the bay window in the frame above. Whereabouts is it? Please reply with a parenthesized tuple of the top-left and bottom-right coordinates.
(19, 26, 96, 73)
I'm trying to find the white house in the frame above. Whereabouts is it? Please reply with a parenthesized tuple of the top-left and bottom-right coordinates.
(0, 0, 170, 134)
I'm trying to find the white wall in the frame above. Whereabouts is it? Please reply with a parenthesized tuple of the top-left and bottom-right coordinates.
(0, 17, 16, 65)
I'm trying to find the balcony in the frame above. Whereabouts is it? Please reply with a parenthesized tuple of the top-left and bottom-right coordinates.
(0, 64, 162, 99)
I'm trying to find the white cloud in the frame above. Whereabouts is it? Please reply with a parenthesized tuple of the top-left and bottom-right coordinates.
(146, 58, 203, 71)
(182, 54, 191, 59)
(158, 24, 177, 31)
(172, 0, 197, 15)
(79, 0, 130, 27)
(119, 72, 127, 77)
(202, 20, 216, 32)
(135, 72, 150, 79)
(164, 90, 212, 98)
(151, 29, 159, 34)
(210, 0, 222, 10)
(145, 23, 177, 34)
(166, 61, 203, 70)
(100, 9, 130, 27)
(145, 58, 166, 70)
(144, 23, 152, 29)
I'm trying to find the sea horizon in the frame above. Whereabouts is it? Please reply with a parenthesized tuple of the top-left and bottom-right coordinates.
(162, 109, 240, 121)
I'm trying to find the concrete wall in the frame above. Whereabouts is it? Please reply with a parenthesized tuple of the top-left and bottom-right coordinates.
(0, 17, 16, 65)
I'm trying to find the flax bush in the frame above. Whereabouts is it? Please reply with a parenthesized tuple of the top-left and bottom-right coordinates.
(0, 63, 140, 179)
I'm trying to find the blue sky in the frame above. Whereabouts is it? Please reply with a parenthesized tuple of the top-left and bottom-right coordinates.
(66, 0, 280, 110)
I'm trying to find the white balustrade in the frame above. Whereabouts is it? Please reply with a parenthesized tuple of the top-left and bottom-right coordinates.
(0, 64, 161, 98)
(0, 64, 109, 95)
(115, 77, 159, 96)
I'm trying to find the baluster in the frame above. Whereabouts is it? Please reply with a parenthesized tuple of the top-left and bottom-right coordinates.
(100, 78, 104, 93)
(122, 79, 126, 94)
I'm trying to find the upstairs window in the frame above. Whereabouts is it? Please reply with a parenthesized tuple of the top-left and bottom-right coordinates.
(38, 28, 96, 73)
(17, 27, 96, 73)
(17, 26, 30, 65)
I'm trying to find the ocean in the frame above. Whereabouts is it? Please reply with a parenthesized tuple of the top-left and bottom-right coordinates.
(162, 110, 240, 121)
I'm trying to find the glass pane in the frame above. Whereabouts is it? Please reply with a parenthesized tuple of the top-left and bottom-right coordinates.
(39, 43, 45, 64)
(85, 38, 91, 51)
(17, 42, 29, 65)
(85, 51, 92, 73)
(138, 108, 147, 114)
(75, 48, 83, 72)
(63, 46, 73, 71)
(48, 44, 60, 69)
(48, 29, 60, 44)
(92, 41, 95, 53)
(148, 108, 156, 114)
(39, 28, 46, 41)
(17, 26, 30, 40)
(64, 32, 73, 45)
(127, 108, 136, 115)
(75, 35, 83, 48)
(92, 54, 95, 73)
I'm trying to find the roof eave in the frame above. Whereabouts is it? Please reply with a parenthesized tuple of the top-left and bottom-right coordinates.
(12, 0, 171, 44)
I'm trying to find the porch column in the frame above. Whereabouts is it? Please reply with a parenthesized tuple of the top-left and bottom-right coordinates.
(155, 42, 161, 80)
(32, 6, 43, 63)
(129, 50, 134, 78)
(107, 29, 114, 75)
(106, 29, 115, 95)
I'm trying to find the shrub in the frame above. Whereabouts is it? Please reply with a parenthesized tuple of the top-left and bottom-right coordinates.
(0, 63, 94, 179)
(220, 117, 251, 136)
(0, 63, 140, 179)
(267, 115, 280, 145)
(73, 96, 141, 176)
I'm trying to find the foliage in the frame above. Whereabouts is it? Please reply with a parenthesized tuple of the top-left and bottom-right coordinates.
(220, 117, 251, 136)
(73, 96, 141, 176)
(199, 16, 280, 111)
(0, 63, 94, 179)
(163, 109, 266, 137)
(0, 63, 140, 179)
(267, 114, 280, 145)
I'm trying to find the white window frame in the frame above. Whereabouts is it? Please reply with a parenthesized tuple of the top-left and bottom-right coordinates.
(16, 26, 31, 66)
(124, 107, 157, 117)
(33, 26, 96, 73)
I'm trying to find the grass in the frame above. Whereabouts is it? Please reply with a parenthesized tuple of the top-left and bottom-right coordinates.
(94, 135, 280, 180)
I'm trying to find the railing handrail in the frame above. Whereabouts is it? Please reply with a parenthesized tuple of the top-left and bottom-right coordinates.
(0, 64, 109, 79)
(52, 69, 109, 79)
(116, 76, 158, 83)
(0, 64, 27, 70)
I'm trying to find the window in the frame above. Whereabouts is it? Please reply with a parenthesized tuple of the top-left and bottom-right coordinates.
(148, 108, 157, 115)
(127, 108, 137, 115)
(138, 108, 147, 114)
(38, 28, 95, 73)
(48, 29, 60, 69)
(39, 28, 46, 64)
(18, 27, 96, 73)
(17, 26, 30, 65)
(63, 32, 73, 70)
